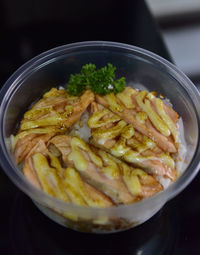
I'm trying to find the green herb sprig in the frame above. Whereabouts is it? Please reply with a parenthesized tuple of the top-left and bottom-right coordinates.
(66, 63, 125, 96)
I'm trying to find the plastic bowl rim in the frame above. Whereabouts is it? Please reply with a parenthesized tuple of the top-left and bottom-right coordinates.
(0, 40, 200, 215)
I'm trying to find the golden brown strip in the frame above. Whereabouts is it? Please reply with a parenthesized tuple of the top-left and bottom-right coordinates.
(49, 135, 134, 204)
(14, 133, 54, 164)
(88, 102, 177, 181)
(49, 135, 163, 204)
(64, 90, 95, 128)
(23, 157, 41, 189)
(95, 88, 178, 153)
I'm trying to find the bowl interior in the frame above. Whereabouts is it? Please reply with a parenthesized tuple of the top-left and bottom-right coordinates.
(4, 46, 198, 170)
(0, 42, 200, 232)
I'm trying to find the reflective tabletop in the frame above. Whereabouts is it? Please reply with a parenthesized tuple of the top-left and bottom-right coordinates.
(0, 1, 200, 254)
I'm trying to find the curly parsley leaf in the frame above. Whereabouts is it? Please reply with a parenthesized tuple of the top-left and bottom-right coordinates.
(67, 73, 86, 96)
(66, 63, 125, 96)
(113, 77, 126, 94)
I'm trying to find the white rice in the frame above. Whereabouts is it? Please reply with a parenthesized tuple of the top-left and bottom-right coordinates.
(156, 177, 171, 190)
(162, 98, 173, 108)
(68, 111, 91, 142)
(176, 117, 187, 175)
(156, 117, 187, 189)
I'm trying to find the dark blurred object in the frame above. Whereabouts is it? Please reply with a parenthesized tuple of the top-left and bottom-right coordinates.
(0, 0, 170, 85)
(146, 0, 200, 85)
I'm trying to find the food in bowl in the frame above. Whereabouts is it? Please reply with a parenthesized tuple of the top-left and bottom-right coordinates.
(10, 63, 186, 230)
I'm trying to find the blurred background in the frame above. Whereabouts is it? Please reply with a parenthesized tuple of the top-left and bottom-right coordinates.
(1, 0, 200, 88)
(146, 0, 200, 88)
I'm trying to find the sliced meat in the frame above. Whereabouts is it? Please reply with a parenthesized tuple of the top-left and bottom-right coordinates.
(14, 133, 54, 164)
(88, 102, 177, 181)
(49, 135, 163, 204)
(95, 87, 178, 153)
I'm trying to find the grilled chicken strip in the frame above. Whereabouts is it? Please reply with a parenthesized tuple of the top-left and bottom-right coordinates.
(48, 135, 162, 204)
(88, 102, 177, 181)
(19, 88, 94, 131)
(23, 139, 48, 189)
(13, 86, 174, 209)
(13, 132, 55, 164)
(23, 151, 114, 208)
(95, 87, 179, 153)
(12, 88, 94, 164)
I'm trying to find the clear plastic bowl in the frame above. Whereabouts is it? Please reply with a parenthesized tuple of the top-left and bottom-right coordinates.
(0, 41, 200, 233)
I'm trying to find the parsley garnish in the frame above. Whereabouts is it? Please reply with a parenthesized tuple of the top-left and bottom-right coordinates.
(66, 63, 126, 96)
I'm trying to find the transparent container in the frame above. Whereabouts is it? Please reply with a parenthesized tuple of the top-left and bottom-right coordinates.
(0, 41, 200, 233)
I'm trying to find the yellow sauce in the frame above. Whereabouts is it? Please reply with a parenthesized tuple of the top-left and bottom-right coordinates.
(136, 91, 171, 136)
(116, 87, 136, 108)
(104, 93, 123, 112)
(21, 111, 64, 130)
(159, 153, 175, 169)
(123, 150, 158, 164)
(68, 149, 87, 172)
(43, 88, 67, 98)
(69, 137, 102, 170)
(111, 137, 131, 157)
(156, 98, 178, 143)
(24, 106, 53, 120)
(92, 120, 127, 139)
(64, 105, 73, 116)
(88, 109, 120, 128)
(33, 153, 69, 202)
(98, 150, 120, 179)
(136, 111, 147, 124)
(121, 124, 135, 139)
(121, 163, 141, 195)
(64, 167, 105, 207)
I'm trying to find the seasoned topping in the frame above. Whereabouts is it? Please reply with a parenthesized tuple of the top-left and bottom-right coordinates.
(21, 110, 65, 130)
(136, 112, 147, 124)
(104, 93, 124, 112)
(91, 120, 127, 140)
(63, 167, 109, 207)
(64, 105, 73, 115)
(68, 147, 88, 172)
(98, 150, 120, 179)
(155, 98, 178, 143)
(70, 137, 102, 168)
(11, 127, 59, 151)
(111, 137, 131, 157)
(24, 106, 53, 120)
(127, 136, 156, 152)
(146, 91, 156, 100)
(12, 89, 95, 164)
(121, 124, 135, 139)
(19, 89, 94, 132)
(96, 91, 177, 153)
(159, 153, 175, 169)
(123, 150, 157, 164)
(136, 91, 171, 136)
(88, 109, 120, 128)
(89, 103, 176, 180)
(31, 152, 113, 207)
(47, 135, 163, 204)
(33, 153, 70, 202)
(116, 87, 136, 108)
(122, 164, 142, 196)
(14, 133, 55, 164)
(43, 87, 68, 98)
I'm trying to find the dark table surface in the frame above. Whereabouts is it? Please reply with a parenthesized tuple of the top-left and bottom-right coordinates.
(0, 1, 200, 254)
